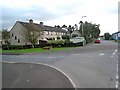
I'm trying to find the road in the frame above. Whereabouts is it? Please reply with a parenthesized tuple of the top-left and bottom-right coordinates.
(2, 40, 119, 88)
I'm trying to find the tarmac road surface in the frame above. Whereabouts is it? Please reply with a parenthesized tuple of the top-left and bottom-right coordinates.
(2, 62, 74, 88)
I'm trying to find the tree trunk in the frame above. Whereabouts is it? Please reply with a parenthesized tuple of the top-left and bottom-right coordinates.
(32, 45, 35, 48)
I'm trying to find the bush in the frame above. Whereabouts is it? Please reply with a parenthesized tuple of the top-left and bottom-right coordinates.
(47, 40, 64, 44)
(2, 45, 33, 50)
(57, 37, 60, 40)
(64, 39, 71, 44)
(53, 38, 55, 40)
(47, 38, 52, 40)
(62, 35, 70, 40)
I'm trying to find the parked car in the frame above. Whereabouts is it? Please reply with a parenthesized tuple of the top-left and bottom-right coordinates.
(95, 38, 101, 43)
(70, 37, 86, 46)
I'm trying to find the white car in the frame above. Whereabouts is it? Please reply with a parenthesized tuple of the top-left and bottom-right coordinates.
(70, 37, 86, 46)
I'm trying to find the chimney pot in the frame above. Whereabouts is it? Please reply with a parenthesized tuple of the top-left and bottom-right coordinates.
(40, 22, 43, 25)
(29, 19, 33, 24)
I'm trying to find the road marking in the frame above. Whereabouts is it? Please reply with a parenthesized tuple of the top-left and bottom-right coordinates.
(72, 54, 81, 55)
(44, 56, 64, 58)
(2, 61, 77, 89)
(116, 61, 119, 88)
(99, 53, 105, 56)
(93, 44, 101, 45)
(116, 81, 119, 88)
(111, 49, 118, 58)
(27, 80, 30, 82)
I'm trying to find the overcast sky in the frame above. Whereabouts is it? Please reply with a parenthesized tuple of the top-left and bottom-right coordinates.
(1, 0, 119, 35)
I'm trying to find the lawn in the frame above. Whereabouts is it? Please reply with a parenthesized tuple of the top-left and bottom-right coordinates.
(1, 47, 76, 53)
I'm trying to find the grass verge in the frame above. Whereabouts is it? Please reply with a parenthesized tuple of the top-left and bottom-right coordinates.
(1, 47, 76, 53)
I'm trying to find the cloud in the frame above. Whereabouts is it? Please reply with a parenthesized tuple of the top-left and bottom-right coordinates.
(1, 0, 119, 35)
(1, 5, 61, 29)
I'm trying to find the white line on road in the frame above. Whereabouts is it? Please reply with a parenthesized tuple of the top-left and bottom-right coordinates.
(116, 81, 119, 88)
(111, 49, 118, 58)
(72, 54, 81, 56)
(2, 61, 77, 89)
(116, 61, 119, 88)
(99, 53, 105, 56)
(44, 56, 64, 58)
(93, 44, 101, 45)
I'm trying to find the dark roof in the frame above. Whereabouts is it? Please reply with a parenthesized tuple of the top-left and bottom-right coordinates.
(18, 21, 67, 33)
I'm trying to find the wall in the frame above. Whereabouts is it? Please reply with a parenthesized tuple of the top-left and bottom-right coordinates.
(10, 22, 29, 45)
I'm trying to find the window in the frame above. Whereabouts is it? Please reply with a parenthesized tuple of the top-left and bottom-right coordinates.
(51, 32, 53, 35)
(15, 36, 17, 40)
(12, 33, 14, 37)
(45, 31, 49, 35)
(46, 31, 49, 35)
(18, 39, 20, 43)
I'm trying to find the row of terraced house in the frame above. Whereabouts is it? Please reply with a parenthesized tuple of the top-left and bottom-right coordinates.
(10, 19, 69, 45)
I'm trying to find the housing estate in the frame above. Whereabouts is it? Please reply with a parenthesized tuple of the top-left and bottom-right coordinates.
(10, 19, 67, 45)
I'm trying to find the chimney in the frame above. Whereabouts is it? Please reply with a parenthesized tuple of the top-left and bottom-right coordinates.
(40, 22, 43, 25)
(29, 19, 33, 24)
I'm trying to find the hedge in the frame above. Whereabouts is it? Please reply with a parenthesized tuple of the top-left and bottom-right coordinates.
(2, 45, 33, 50)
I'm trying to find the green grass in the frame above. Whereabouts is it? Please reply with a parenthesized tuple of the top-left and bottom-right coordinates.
(1, 47, 76, 53)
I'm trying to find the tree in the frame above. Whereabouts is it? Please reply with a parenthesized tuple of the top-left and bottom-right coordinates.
(2, 29, 10, 49)
(104, 33, 111, 40)
(62, 24, 67, 28)
(62, 35, 70, 40)
(79, 21, 101, 43)
(56, 25, 60, 28)
(24, 25, 43, 48)
(68, 25, 73, 35)
(2, 29, 10, 44)
(92, 24, 100, 39)
(74, 24, 78, 30)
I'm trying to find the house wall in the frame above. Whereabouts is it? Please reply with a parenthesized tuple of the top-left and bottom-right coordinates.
(71, 30, 81, 37)
(112, 32, 120, 40)
(10, 22, 29, 45)
(118, 32, 120, 40)
(43, 31, 66, 40)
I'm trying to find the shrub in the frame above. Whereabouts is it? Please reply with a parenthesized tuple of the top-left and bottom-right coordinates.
(47, 38, 52, 40)
(2, 45, 33, 50)
(47, 40, 64, 44)
(62, 35, 70, 40)
(64, 39, 71, 44)
(53, 38, 55, 40)
(57, 37, 60, 40)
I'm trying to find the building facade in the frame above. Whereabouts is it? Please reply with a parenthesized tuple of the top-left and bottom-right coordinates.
(112, 31, 120, 40)
(10, 19, 67, 45)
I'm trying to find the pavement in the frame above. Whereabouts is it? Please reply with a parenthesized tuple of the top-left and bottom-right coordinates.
(2, 40, 119, 88)
(2, 62, 74, 88)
